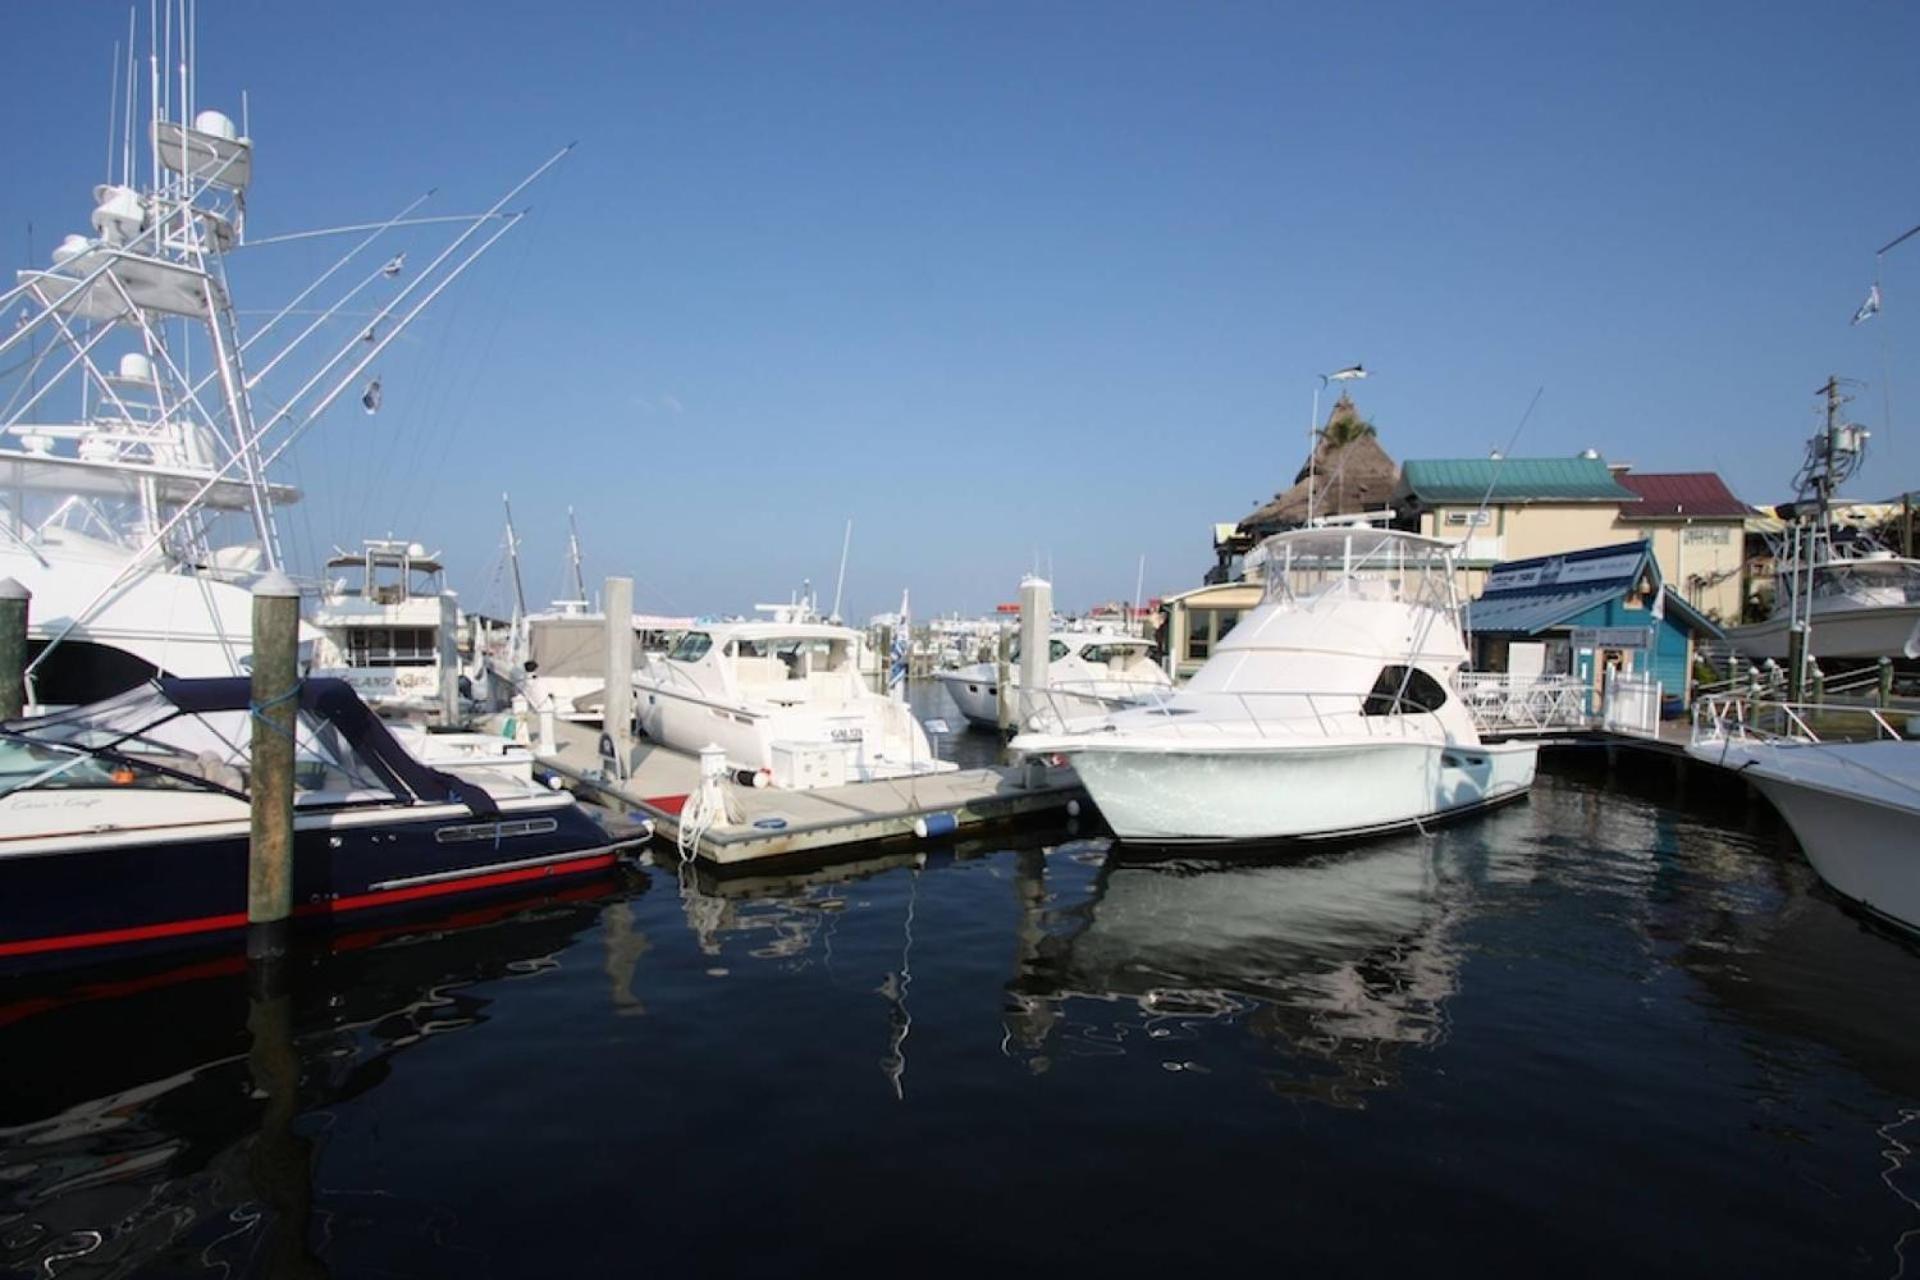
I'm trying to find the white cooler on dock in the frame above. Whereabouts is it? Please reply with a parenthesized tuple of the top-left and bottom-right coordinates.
(770, 741, 850, 790)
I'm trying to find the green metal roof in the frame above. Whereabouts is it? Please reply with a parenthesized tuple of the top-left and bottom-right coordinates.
(1398, 457, 1639, 504)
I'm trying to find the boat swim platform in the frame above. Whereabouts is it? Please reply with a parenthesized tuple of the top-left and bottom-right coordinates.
(534, 722, 1086, 868)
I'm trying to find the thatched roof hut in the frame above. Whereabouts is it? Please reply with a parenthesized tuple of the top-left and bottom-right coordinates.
(1237, 394, 1400, 538)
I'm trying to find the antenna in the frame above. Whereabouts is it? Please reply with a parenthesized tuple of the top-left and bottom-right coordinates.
(566, 507, 586, 603)
(123, 15, 137, 186)
(501, 493, 527, 619)
(1457, 386, 1544, 665)
(1466, 386, 1545, 535)
(1133, 553, 1146, 623)
(106, 39, 121, 184)
(830, 517, 853, 623)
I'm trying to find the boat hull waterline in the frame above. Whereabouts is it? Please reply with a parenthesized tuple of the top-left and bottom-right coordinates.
(1055, 738, 1539, 844)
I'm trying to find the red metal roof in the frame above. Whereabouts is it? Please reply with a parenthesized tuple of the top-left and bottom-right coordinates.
(1614, 471, 1747, 520)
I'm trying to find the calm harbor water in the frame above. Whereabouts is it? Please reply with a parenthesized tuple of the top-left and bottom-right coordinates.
(4, 735, 1919, 1276)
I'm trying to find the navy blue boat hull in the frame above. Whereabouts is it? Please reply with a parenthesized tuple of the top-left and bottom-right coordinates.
(0, 802, 620, 974)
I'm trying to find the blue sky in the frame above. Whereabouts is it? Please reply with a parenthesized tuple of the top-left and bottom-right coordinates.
(7, 1, 1918, 620)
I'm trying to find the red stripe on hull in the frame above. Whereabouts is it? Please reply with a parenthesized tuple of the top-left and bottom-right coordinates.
(0, 852, 618, 959)
(0, 911, 250, 958)
(307, 853, 617, 915)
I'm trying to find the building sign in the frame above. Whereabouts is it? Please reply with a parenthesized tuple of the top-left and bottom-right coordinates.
(995, 603, 1021, 614)
(1681, 526, 1732, 545)
(1571, 627, 1652, 650)
(1444, 509, 1493, 527)
(1484, 549, 1645, 594)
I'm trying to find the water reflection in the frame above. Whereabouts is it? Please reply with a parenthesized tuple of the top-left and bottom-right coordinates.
(1000, 832, 1494, 1106)
(0, 877, 629, 1277)
(669, 850, 924, 963)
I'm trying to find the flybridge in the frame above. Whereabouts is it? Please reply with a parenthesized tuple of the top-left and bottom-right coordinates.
(0, 3, 568, 705)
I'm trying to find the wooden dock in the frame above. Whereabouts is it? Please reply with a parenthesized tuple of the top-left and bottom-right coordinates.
(536, 722, 1084, 867)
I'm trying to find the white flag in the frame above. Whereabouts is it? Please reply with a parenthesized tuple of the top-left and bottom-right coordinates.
(1852, 283, 1882, 326)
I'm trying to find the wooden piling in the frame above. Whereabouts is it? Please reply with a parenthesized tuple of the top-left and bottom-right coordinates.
(0, 578, 28, 721)
(602, 576, 634, 779)
(248, 572, 301, 960)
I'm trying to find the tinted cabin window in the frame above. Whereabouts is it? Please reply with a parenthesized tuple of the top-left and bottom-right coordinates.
(1361, 665, 1449, 716)
(669, 632, 712, 663)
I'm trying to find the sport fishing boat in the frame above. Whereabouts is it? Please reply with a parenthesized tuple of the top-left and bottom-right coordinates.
(0, 677, 627, 970)
(0, 9, 560, 709)
(1689, 696, 1920, 935)
(634, 619, 956, 787)
(1012, 528, 1538, 843)
(1727, 379, 1920, 663)
(933, 628, 1171, 729)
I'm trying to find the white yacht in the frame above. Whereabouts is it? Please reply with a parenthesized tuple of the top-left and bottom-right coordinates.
(1012, 529, 1538, 843)
(0, 11, 556, 710)
(308, 539, 462, 721)
(1690, 697, 1920, 935)
(933, 629, 1171, 729)
(635, 620, 956, 788)
(1727, 379, 1920, 663)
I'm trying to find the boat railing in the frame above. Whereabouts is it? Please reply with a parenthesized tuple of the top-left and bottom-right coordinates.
(1453, 673, 1592, 734)
(1022, 682, 1432, 741)
(1690, 692, 1911, 747)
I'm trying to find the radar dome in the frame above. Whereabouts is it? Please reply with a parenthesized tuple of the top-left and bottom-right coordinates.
(194, 110, 237, 141)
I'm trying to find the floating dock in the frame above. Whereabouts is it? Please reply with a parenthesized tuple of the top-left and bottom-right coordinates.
(536, 722, 1084, 866)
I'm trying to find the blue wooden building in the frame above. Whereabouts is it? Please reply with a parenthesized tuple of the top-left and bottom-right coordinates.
(1464, 540, 1723, 709)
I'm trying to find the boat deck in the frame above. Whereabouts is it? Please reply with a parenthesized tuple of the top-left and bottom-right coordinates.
(536, 721, 1084, 867)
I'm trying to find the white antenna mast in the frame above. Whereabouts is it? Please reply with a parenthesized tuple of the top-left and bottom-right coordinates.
(830, 517, 853, 622)
(502, 493, 527, 620)
(105, 39, 121, 184)
(566, 507, 587, 603)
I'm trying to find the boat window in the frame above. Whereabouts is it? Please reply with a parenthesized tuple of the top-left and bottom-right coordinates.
(1008, 639, 1073, 663)
(669, 632, 712, 663)
(345, 626, 438, 667)
(1188, 625, 1210, 661)
(1079, 643, 1143, 665)
(773, 638, 842, 677)
(1361, 665, 1450, 716)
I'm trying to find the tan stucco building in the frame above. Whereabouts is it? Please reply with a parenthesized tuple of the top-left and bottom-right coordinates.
(1392, 456, 1748, 621)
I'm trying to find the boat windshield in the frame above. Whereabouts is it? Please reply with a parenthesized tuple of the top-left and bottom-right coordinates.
(1254, 530, 1459, 614)
(0, 683, 394, 802)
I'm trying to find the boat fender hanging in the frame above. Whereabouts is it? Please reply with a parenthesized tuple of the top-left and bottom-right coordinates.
(913, 812, 958, 839)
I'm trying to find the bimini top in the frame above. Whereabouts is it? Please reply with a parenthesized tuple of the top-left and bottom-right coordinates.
(0, 677, 496, 813)
(1248, 528, 1461, 612)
